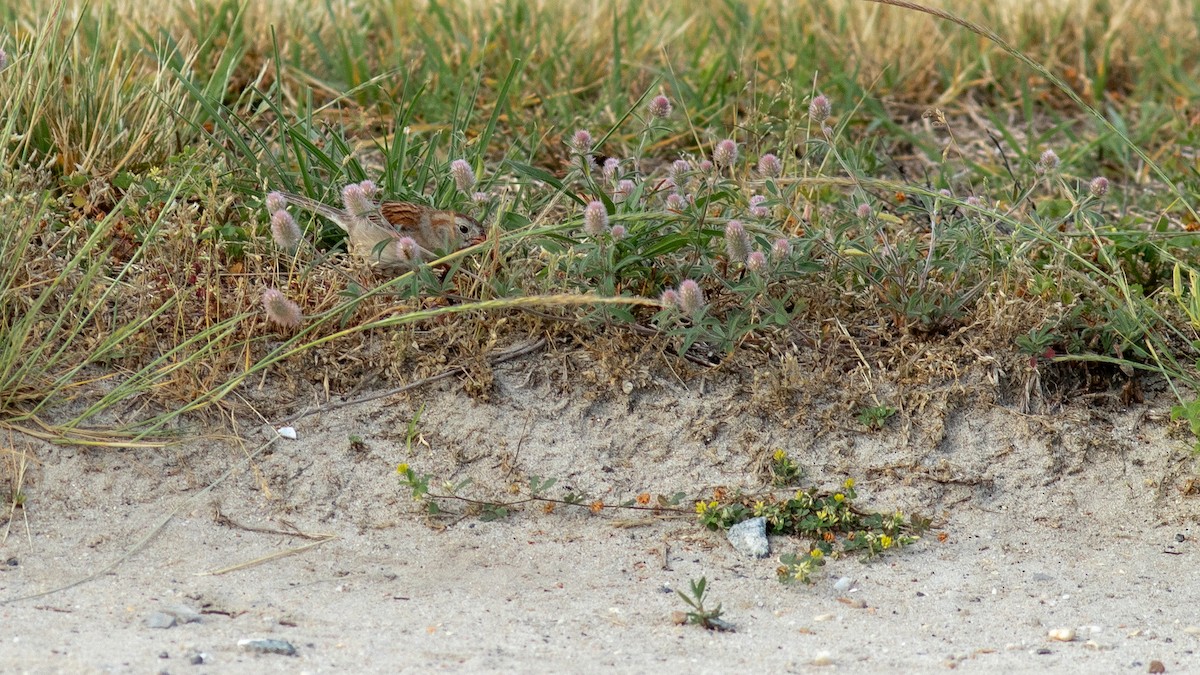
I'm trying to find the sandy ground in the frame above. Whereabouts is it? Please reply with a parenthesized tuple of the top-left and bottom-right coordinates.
(2, 359, 1199, 673)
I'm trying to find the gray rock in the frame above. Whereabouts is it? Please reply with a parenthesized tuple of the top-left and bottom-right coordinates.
(727, 517, 769, 558)
(162, 604, 202, 624)
(238, 638, 298, 656)
(833, 576, 855, 593)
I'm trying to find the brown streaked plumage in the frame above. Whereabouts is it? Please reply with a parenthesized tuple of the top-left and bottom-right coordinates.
(276, 190, 483, 269)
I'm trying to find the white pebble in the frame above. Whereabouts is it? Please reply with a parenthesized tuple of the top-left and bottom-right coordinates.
(1184, 625, 1200, 636)
(833, 576, 854, 592)
(811, 651, 834, 666)
(1048, 628, 1076, 642)
(277, 426, 297, 440)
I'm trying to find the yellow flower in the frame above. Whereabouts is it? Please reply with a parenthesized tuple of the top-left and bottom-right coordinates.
(880, 535, 894, 549)
(396, 463, 409, 475)
(810, 549, 824, 559)
(754, 500, 766, 514)
(833, 493, 845, 502)
(844, 478, 856, 489)
(773, 448, 787, 461)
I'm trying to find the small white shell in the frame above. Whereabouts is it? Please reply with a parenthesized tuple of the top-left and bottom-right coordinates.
(1048, 627, 1076, 642)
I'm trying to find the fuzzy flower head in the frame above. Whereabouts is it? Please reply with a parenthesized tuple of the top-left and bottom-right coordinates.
(392, 236, 420, 263)
(270, 209, 302, 249)
(771, 238, 792, 261)
(724, 219, 751, 263)
(1037, 149, 1060, 174)
(648, 95, 672, 118)
(669, 159, 691, 183)
(571, 129, 593, 154)
(677, 280, 705, 315)
(749, 194, 769, 218)
(856, 203, 873, 219)
(584, 200, 609, 238)
(341, 183, 374, 217)
(0, 48, 6, 71)
(809, 94, 831, 124)
(265, 191, 287, 213)
(665, 193, 688, 212)
(471, 191, 492, 205)
(602, 157, 620, 182)
(713, 139, 738, 168)
(357, 179, 378, 199)
(610, 224, 626, 240)
(698, 159, 714, 172)
(261, 288, 302, 328)
(1089, 176, 1109, 198)
(614, 179, 636, 203)
(450, 159, 476, 193)
(965, 196, 983, 209)
(660, 288, 680, 309)
(746, 251, 768, 275)
(758, 153, 782, 178)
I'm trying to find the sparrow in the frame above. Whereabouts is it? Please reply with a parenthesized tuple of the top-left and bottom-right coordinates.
(274, 189, 483, 269)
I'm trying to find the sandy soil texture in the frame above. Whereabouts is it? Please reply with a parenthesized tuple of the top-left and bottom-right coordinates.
(2, 361, 1199, 673)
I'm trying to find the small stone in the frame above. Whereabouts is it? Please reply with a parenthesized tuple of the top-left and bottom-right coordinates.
(811, 651, 834, 666)
(188, 652, 208, 665)
(1048, 628, 1076, 642)
(670, 611, 688, 625)
(833, 576, 854, 592)
(277, 426, 297, 440)
(144, 612, 176, 629)
(1149, 660, 1166, 674)
(726, 517, 769, 558)
(1183, 626, 1200, 635)
(622, 381, 634, 395)
(1175, 533, 1186, 543)
(813, 613, 835, 622)
(163, 604, 202, 624)
(238, 638, 297, 656)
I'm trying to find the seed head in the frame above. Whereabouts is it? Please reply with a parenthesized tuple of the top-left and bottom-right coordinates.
(1037, 149, 1060, 174)
(660, 288, 680, 309)
(669, 159, 691, 183)
(602, 157, 620, 182)
(265, 191, 287, 213)
(809, 94, 831, 124)
(584, 200, 609, 237)
(471, 191, 492, 204)
(747, 251, 767, 275)
(571, 129, 593, 153)
(261, 288, 302, 328)
(341, 183, 373, 217)
(677, 280, 705, 315)
(757, 153, 782, 177)
(965, 196, 983, 208)
(698, 159, 714, 172)
(665, 193, 688, 212)
(450, 159, 476, 193)
(724, 219, 751, 262)
(615, 179, 636, 203)
(393, 236, 419, 263)
(856, 203, 873, 219)
(771, 238, 792, 260)
(713, 139, 738, 168)
(648, 95, 672, 118)
(270, 209, 302, 249)
(1089, 176, 1109, 198)
(749, 194, 769, 218)
(358, 180, 378, 199)
(610, 224, 626, 240)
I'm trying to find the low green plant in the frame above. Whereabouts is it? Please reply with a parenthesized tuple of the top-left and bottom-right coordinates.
(856, 405, 897, 431)
(675, 577, 732, 632)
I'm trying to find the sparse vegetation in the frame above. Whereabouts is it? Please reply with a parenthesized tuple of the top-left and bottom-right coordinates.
(3, 0, 1200, 589)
